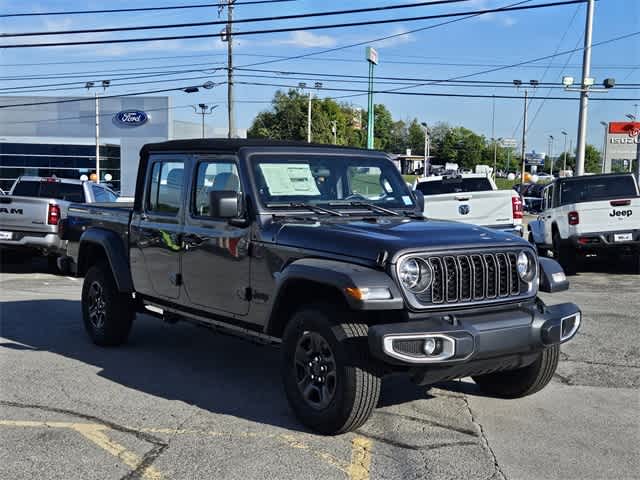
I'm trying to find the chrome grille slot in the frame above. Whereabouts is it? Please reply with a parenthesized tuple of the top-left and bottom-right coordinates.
(458, 256, 472, 301)
(443, 256, 458, 302)
(430, 257, 445, 304)
(484, 254, 497, 298)
(507, 252, 520, 295)
(496, 253, 509, 297)
(471, 255, 485, 300)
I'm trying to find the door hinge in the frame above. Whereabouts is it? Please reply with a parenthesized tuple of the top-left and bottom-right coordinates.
(170, 273, 183, 286)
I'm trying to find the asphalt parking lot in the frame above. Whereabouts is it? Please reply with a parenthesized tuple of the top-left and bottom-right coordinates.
(0, 254, 638, 480)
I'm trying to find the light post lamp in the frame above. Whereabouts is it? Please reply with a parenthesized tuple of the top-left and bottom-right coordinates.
(86, 80, 110, 184)
(599, 121, 608, 173)
(365, 47, 379, 149)
(561, 130, 568, 173)
(192, 104, 218, 138)
(298, 81, 323, 143)
(626, 113, 636, 121)
(420, 122, 430, 177)
(513, 80, 539, 181)
(548, 135, 555, 176)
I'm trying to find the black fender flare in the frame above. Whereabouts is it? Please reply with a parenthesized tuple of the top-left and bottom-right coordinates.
(78, 228, 134, 293)
(271, 257, 404, 312)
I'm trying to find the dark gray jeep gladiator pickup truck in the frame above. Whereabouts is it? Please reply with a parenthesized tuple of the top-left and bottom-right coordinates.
(64, 139, 581, 434)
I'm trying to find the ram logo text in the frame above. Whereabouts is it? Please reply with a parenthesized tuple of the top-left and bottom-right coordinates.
(0, 208, 23, 214)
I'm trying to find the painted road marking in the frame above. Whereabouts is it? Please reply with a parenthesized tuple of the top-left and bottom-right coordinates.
(347, 436, 373, 480)
(0, 420, 373, 480)
(0, 420, 162, 480)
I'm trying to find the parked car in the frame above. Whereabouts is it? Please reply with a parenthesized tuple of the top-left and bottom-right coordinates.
(413, 174, 523, 235)
(522, 183, 545, 213)
(63, 139, 580, 435)
(528, 173, 640, 274)
(0, 176, 118, 269)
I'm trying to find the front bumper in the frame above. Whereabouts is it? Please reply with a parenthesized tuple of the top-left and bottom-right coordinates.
(368, 300, 580, 373)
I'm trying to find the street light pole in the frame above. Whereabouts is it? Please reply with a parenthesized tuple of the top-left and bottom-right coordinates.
(561, 130, 568, 174)
(548, 135, 554, 176)
(575, 0, 595, 176)
(365, 47, 379, 149)
(307, 91, 312, 143)
(599, 121, 608, 173)
(86, 80, 110, 184)
(420, 122, 429, 177)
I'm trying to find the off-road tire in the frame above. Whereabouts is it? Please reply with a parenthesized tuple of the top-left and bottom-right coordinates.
(281, 304, 381, 435)
(632, 251, 640, 275)
(81, 263, 134, 346)
(553, 231, 577, 275)
(472, 344, 560, 398)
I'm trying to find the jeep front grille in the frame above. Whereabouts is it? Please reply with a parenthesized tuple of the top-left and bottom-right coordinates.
(398, 250, 535, 309)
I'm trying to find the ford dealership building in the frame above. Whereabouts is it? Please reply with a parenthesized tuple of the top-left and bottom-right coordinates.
(0, 95, 245, 195)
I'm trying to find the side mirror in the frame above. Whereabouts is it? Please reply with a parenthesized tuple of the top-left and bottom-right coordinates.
(413, 189, 425, 212)
(209, 190, 244, 219)
(538, 257, 570, 292)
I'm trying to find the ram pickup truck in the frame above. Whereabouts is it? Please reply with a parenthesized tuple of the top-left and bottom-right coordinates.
(413, 174, 523, 236)
(0, 176, 118, 267)
(64, 139, 580, 434)
(528, 173, 640, 274)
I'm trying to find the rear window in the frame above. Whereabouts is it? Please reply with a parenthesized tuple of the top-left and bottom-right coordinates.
(560, 176, 639, 205)
(416, 177, 493, 195)
(11, 180, 85, 202)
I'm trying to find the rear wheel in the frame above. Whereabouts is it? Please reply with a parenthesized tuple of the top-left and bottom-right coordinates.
(81, 263, 134, 346)
(632, 251, 640, 275)
(473, 345, 559, 398)
(281, 304, 381, 435)
(553, 231, 577, 275)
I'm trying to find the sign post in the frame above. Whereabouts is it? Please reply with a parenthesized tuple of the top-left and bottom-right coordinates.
(366, 47, 378, 149)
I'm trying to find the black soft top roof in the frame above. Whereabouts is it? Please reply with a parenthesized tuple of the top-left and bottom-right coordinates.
(141, 138, 381, 155)
(557, 173, 635, 184)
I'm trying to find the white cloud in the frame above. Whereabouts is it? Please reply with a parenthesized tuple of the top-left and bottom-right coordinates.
(468, 0, 518, 27)
(375, 27, 416, 48)
(271, 31, 337, 48)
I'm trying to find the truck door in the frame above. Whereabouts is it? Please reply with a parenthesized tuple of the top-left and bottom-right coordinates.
(181, 157, 251, 316)
(130, 156, 186, 300)
(541, 184, 555, 245)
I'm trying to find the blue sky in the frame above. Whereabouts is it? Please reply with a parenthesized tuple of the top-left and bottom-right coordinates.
(1, 0, 638, 154)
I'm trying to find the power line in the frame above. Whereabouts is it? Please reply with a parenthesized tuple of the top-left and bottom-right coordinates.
(3, 1, 475, 38)
(0, 0, 587, 49)
(0, 83, 225, 109)
(234, 80, 638, 100)
(0, 0, 297, 18)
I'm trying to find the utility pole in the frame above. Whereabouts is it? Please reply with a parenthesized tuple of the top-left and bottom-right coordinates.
(599, 121, 608, 173)
(223, 0, 236, 138)
(307, 91, 312, 143)
(331, 120, 337, 144)
(575, 0, 595, 176)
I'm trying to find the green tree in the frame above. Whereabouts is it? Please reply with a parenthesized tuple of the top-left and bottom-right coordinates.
(584, 144, 602, 173)
(407, 119, 426, 156)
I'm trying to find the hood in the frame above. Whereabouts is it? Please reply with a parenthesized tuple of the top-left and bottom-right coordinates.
(266, 217, 529, 262)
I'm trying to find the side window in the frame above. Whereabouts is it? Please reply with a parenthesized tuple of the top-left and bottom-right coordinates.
(92, 185, 108, 202)
(192, 160, 240, 217)
(147, 161, 184, 215)
(348, 166, 384, 199)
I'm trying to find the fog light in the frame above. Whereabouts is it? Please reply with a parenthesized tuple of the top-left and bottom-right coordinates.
(423, 338, 437, 355)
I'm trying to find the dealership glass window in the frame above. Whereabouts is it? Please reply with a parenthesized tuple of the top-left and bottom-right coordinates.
(147, 161, 184, 215)
(0, 142, 121, 192)
(192, 160, 240, 216)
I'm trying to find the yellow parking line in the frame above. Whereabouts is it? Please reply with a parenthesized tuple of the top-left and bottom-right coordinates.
(347, 436, 372, 480)
(0, 420, 162, 480)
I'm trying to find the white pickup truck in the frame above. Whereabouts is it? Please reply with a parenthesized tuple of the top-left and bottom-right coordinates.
(0, 176, 118, 268)
(528, 173, 640, 274)
(413, 174, 523, 235)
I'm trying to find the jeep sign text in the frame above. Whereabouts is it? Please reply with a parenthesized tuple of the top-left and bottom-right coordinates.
(610, 209, 633, 217)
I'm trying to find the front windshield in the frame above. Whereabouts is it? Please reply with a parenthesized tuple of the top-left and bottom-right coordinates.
(251, 154, 415, 209)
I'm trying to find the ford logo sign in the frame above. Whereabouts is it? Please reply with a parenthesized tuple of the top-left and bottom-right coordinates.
(113, 110, 149, 128)
(459, 204, 470, 215)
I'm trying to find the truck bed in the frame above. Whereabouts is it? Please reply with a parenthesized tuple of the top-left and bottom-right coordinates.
(63, 203, 133, 268)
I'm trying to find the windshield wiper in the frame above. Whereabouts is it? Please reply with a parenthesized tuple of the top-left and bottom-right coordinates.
(328, 201, 400, 216)
(266, 202, 344, 217)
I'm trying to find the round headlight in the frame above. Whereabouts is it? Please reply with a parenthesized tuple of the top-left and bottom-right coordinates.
(398, 258, 433, 293)
(516, 250, 535, 282)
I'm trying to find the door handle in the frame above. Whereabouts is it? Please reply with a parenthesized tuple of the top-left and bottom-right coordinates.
(140, 213, 149, 221)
